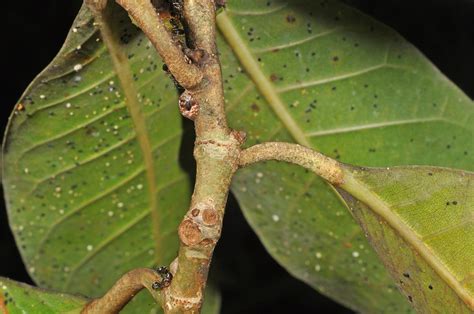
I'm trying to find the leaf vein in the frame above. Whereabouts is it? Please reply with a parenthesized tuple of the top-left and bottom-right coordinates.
(305, 117, 468, 137)
(32, 131, 182, 254)
(252, 27, 341, 54)
(226, 3, 288, 16)
(217, 11, 311, 147)
(62, 174, 187, 289)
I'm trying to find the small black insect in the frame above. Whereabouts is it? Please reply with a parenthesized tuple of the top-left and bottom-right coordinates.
(152, 266, 173, 290)
(169, 0, 183, 17)
(170, 17, 185, 36)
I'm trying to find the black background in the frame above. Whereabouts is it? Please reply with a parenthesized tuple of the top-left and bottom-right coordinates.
(1, 0, 473, 313)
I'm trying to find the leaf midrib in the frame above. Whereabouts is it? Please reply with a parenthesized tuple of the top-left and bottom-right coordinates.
(342, 168, 473, 309)
(217, 11, 311, 147)
(216, 11, 471, 147)
(33, 130, 182, 262)
(96, 9, 161, 260)
(62, 174, 187, 291)
(11, 42, 164, 177)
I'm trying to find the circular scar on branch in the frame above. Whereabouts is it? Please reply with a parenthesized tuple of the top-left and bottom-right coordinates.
(179, 219, 203, 245)
(179, 91, 199, 120)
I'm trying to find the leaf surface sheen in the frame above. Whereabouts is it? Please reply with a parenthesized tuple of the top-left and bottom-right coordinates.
(216, 0, 473, 312)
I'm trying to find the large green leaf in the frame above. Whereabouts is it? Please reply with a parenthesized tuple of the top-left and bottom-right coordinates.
(217, 0, 473, 312)
(0, 2, 219, 313)
(0, 277, 87, 313)
(338, 165, 473, 312)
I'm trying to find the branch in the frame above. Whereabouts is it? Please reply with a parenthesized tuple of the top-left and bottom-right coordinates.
(182, 0, 230, 138)
(81, 268, 168, 314)
(239, 142, 344, 185)
(182, 0, 216, 53)
(159, 1, 242, 311)
(115, 0, 203, 89)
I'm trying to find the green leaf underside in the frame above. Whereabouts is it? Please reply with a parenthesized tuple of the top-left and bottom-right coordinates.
(0, 2, 219, 313)
(0, 277, 87, 314)
(216, 0, 473, 312)
(338, 166, 473, 312)
(3, 0, 473, 313)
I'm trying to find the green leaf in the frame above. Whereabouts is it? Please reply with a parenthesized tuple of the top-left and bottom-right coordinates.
(0, 277, 87, 313)
(338, 165, 473, 312)
(217, 0, 473, 311)
(1, 2, 202, 312)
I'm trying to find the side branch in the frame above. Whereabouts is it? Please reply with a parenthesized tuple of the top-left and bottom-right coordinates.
(182, 0, 229, 137)
(116, 0, 203, 89)
(239, 142, 344, 185)
(81, 268, 165, 314)
(183, 0, 217, 53)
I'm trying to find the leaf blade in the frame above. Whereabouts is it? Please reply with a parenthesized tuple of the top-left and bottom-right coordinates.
(339, 165, 474, 311)
(218, 0, 473, 311)
(0, 277, 87, 314)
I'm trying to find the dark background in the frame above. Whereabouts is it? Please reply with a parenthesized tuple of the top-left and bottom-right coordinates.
(1, 0, 473, 313)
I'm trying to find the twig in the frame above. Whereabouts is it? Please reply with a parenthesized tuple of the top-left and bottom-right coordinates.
(181, 0, 230, 138)
(160, 1, 242, 312)
(239, 142, 344, 185)
(182, 0, 216, 54)
(81, 268, 165, 314)
(116, 0, 203, 89)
